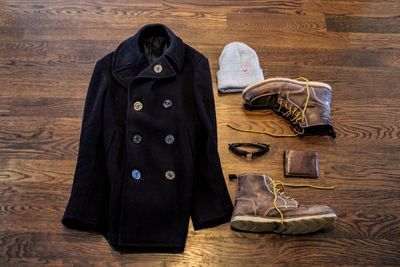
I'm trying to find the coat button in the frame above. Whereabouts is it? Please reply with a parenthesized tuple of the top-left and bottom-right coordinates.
(133, 101, 143, 111)
(131, 169, 141, 180)
(132, 134, 142, 144)
(154, 64, 163, 73)
(165, 170, 175, 180)
(163, 99, 173, 109)
(165, 134, 175, 144)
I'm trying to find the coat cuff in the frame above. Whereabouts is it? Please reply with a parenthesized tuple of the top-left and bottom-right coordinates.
(192, 206, 233, 230)
(61, 212, 99, 232)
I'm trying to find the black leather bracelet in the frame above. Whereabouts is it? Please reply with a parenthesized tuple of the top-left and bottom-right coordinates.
(228, 143, 270, 160)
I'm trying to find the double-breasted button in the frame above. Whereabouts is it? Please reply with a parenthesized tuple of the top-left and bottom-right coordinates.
(131, 169, 141, 180)
(165, 170, 175, 180)
(154, 64, 163, 73)
(165, 134, 175, 144)
(132, 134, 142, 144)
(163, 99, 173, 109)
(133, 101, 143, 111)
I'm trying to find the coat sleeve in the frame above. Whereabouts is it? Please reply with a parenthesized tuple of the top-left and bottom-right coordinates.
(61, 60, 108, 232)
(191, 56, 233, 230)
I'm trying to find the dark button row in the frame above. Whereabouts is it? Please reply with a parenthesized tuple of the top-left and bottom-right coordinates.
(132, 99, 173, 111)
(131, 169, 176, 181)
(131, 134, 175, 145)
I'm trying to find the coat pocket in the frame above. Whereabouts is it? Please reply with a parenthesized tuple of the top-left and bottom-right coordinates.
(105, 129, 117, 160)
(186, 126, 195, 160)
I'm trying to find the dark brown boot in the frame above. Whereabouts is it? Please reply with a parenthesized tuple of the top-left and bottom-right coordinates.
(231, 173, 337, 234)
(242, 78, 336, 138)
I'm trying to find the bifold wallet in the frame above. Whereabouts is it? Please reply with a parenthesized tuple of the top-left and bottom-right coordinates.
(284, 150, 319, 178)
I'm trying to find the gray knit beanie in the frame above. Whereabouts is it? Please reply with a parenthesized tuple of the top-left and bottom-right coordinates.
(217, 42, 264, 93)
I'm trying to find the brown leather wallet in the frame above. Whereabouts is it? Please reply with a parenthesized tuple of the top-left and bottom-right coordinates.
(284, 150, 319, 178)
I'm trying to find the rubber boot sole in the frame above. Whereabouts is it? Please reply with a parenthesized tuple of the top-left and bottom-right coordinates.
(231, 213, 337, 234)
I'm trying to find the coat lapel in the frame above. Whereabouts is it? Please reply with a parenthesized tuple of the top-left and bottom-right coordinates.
(112, 24, 185, 89)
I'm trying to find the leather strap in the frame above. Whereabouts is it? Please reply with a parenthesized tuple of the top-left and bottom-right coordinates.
(228, 143, 270, 160)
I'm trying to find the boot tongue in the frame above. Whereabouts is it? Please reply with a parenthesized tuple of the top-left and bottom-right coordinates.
(275, 192, 298, 209)
(265, 177, 298, 208)
(270, 94, 282, 109)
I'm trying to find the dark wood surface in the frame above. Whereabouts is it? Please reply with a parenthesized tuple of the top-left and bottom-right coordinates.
(1, 1, 399, 265)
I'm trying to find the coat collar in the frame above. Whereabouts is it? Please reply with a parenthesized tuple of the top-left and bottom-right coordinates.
(112, 24, 185, 88)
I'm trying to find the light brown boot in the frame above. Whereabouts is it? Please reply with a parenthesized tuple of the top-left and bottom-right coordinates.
(241, 77, 336, 138)
(231, 173, 337, 234)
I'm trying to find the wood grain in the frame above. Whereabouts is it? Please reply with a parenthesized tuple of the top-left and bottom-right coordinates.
(1, 0, 400, 265)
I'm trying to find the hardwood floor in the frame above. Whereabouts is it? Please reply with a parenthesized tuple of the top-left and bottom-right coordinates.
(1, 1, 399, 265)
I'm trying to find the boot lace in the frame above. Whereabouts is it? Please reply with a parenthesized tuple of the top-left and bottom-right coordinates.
(227, 77, 310, 137)
(268, 179, 336, 224)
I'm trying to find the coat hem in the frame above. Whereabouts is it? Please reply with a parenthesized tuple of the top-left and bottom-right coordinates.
(106, 236, 185, 253)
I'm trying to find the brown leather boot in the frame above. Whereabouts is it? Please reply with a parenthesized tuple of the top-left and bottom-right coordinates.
(242, 77, 336, 138)
(231, 173, 337, 234)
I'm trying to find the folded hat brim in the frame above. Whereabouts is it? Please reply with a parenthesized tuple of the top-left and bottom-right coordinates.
(217, 68, 264, 94)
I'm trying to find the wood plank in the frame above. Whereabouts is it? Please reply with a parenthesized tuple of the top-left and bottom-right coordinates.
(1, 151, 399, 192)
(0, 231, 398, 265)
(1, 181, 399, 212)
(0, 120, 398, 161)
(2, 0, 303, 18)
(0, 98, 84, 117)
(326, 15, 400, 33)
(0, 159, 75, 184)
(2, 206, 399, 241)
(1, 66, 400, 99)
(303, 0, 400, 17)
(227, 12, 327, 31)
(3, 23, 400, 50)
(3, 43, 399, 69)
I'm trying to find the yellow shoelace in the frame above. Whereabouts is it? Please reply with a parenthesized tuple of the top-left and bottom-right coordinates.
(227, 77, 311, 137)
(269, 179, 337, 224)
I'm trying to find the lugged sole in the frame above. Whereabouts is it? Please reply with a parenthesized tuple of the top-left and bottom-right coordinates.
(231, 214, 337, 234)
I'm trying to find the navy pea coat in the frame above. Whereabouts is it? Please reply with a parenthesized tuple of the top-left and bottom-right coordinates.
(61, 24, 233, 252)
